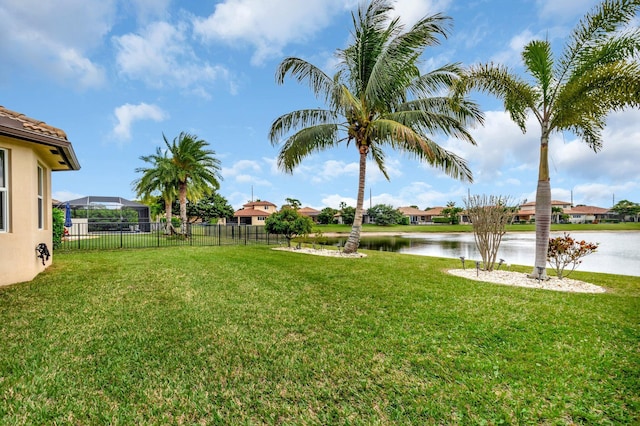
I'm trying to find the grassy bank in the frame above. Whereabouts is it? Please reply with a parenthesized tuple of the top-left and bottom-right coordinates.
(315, 222, 640, 234)
(1, 246, 638, 424)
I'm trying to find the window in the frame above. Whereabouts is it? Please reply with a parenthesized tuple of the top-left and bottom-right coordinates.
(258, 216, 266, 221)
(0, 149, 7, 232)
(37, 165, 44, 229)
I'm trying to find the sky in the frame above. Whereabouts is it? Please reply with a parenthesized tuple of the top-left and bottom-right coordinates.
(1, 0, 638, 212)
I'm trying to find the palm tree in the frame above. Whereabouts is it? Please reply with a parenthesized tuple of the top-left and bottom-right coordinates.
(163, 132, 223, 230)
(458, 0, 640, 278)
(132, 146, 177, 233)
(269, 0, 482, 253)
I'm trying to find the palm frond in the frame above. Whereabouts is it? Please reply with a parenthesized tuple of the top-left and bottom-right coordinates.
(461, 63, 540, 129)
(369, 118, 473, 182)
(557, 0, 640, 86)
(368, 144, 389, 180)
(276, 57, 337, 104)
(277, 124, 342, 173)
(523, 40, 555, 105)
(269, 109, 339, 145)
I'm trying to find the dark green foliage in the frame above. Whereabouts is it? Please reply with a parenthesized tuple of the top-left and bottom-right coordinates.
(317, 207, 338, 224)
(172, 192, 234, 223)
(340, 206, 356, 225)
(610, 199, 640, 221)
(367, 204, 404, 226)
(265, 207, 314, 246)
(72, 207, 138, 222)
(442, 201, 463, 224)
(52, 208, 64, 249)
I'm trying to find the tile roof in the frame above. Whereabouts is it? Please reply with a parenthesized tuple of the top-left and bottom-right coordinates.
(243, 200, 276, 208)
(567, 205, 610, 214)
(398, 206, 428, 215)
(233, 208, 272, 217)
(423, 207, 445, 215)
(0, 106, 67, 139)
(520, 200, 572, 207)
(298, 206, 320, 214)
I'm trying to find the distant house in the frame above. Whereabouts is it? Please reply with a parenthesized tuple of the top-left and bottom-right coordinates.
(398, 206, 429, 224)
(566, 205, 611, 224)
(298, 206, 320, 223)
(513, 200, 610, 223)
(423, 207, 445, 222)
(514, 200, 573, 223)
(0, 106, 80, 286)
(233, 200, 277, 225)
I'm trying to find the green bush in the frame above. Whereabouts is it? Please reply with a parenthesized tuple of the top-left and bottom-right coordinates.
(432, 217, 450, 224)
(52, 208, 65, 249)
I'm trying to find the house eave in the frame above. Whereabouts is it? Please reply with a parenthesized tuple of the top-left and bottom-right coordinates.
(0, 117, 81, 171)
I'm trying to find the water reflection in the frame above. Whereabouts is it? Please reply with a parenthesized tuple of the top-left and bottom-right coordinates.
(326, 232, 640, 276)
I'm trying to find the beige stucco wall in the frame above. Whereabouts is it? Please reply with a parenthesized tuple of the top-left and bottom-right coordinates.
(0, 137, 53, 287)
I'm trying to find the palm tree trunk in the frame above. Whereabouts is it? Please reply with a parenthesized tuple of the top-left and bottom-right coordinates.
(344, 147, 368, 253)
(164, 198, 173, 234)
(531, 134, 551, 279)
(179, 182, 188, 234)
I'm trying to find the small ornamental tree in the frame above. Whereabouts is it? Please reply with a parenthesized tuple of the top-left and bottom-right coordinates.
(547, 233, 599, 279)
(265, 207, 314, 247)
(465, 195, 514, 271)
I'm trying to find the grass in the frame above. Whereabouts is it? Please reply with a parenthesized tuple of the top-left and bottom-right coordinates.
(315, 222, 640, 234)
(1, 246, 638, 424)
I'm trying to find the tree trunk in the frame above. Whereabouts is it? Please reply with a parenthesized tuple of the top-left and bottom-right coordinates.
(164, 198, 173, 234)
(530, 133, 551, 279)
(179, 181, 188, 234)
(344, 147, 368, 254)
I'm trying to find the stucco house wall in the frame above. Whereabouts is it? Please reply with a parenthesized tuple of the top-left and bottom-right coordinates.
(0, 107, 80, 287)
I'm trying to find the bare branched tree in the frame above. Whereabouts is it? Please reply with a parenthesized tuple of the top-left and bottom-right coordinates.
(465, 195, 514, 271)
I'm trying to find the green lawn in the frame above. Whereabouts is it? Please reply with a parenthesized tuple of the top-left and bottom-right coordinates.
(315, 222, 640, 234)
(1, 246, 638, 424)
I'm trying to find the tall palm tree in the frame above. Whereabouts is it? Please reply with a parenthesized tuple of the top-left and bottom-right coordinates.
(132, 146, 177, 233)
(458, 0, 640, 278)
(163, 132, 223, 229)
(269, 0, 482, 253)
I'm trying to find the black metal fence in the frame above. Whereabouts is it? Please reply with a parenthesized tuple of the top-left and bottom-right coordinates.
(57, 222, 286, 251)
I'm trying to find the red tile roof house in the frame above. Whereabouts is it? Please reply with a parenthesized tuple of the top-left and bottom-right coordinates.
(422, 207, 470, 224)
(565, 205, 611, 224)
(515, 200, 573, 223)
(398, 206, 429, 224)
(0, 106, 80, 286)
(298, 206, 320, 223)
(233, 200, 277, 225)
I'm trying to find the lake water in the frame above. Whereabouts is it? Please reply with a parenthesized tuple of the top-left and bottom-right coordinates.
(328, 232, 640, 277)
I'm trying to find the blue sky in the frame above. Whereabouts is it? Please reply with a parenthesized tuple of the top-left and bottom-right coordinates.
(1, 0, 638, 211)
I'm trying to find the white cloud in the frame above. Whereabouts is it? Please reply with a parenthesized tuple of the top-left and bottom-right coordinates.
(536, 0, 600, 21)
(193, 0, 352, 65)
(552, 110, 640, 182)
(114, 21, 231, 97)
(311, 160, 359, 183)
(0, 0, 113, 88)
(490, 29, 536, 66)
(112, 103, 168, 141)
(321, 194, 357, 209)
(52, 190, 85, 203)
(390, 0, 453, 28)
(128, 0, 171, 23)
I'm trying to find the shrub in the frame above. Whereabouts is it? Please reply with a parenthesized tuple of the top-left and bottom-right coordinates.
(52, 208, 65, 250)
(547, 233, 599, 279)
(265, 207, 313, 247)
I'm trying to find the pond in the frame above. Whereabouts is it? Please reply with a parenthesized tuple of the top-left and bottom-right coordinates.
(326, 232, 640, 277)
